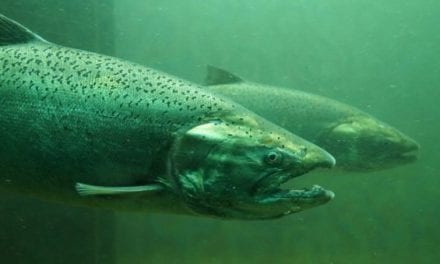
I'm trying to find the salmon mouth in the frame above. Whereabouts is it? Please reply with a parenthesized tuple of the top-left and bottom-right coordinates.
(258, 184, 334, 206)
(252, 170, 334, 212)
(249, 148, 336, 215)
(389, 141, 419, 165)
(399, 149, 418, 162)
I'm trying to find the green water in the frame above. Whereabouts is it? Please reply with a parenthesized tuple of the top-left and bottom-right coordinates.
(1, 0, 439, 263)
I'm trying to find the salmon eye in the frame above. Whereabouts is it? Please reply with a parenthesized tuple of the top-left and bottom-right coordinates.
(265, 151, 282, 165)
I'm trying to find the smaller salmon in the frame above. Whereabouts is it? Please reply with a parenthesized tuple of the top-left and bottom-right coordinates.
(204, 66, 420, 171)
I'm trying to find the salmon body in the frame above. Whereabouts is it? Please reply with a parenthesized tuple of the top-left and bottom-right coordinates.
(0, 15, 335, 220)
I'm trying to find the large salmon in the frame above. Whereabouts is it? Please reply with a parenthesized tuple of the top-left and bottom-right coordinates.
(0, 15, 335, 220)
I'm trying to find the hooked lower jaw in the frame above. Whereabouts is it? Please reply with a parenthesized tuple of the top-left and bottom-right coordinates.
(255, 184, 334, 217)
(280, 185, 334, 212)
(256, 177, 335, 202)
(254, 169, 334, 215)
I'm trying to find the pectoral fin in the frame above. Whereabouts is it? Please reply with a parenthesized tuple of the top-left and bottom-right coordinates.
(75, 182, 164, 196)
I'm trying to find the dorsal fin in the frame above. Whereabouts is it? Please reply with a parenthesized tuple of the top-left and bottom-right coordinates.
(204, 65, 244, 86)
(0, 14, 47, 46)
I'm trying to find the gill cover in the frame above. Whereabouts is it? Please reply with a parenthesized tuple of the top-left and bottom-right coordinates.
(169, 120, 272, 212)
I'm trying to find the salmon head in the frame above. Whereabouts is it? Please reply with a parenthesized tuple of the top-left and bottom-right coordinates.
(318, 115, 419, 171)
(168, 115, 336, 220)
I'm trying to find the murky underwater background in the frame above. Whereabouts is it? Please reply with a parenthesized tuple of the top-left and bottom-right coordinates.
(1, 0, 439, 263)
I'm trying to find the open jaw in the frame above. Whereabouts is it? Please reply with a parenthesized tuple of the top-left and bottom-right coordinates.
(251, 171, 335, 218)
